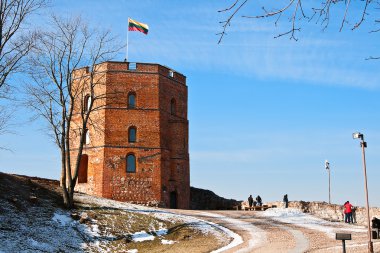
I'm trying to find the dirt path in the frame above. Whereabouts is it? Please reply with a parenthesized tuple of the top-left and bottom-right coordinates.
(210, 211, 307, 253)
(169, 209, 380, 253)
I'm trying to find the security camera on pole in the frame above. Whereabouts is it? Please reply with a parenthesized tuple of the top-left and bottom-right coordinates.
(325, 160, 331, 204)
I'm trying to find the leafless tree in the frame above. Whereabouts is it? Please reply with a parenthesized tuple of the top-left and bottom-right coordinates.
(25, 15, 122, 208)
(218, 0, 377, 46)
(0, 0, 46, 148)
(0, 0, 47, 91)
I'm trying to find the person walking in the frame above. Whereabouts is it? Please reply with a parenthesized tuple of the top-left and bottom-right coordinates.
(248, 195, 254, 208)
(352, 205, 357, 223)
(256, 195, 262, 207)
(344, 201, 353, 223)
(283, 194, 289, 208)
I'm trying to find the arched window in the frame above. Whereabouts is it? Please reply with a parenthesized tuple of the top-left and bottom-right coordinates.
(170, 98, 176, 115)
(128, 93, 136, 109)
(126, 154, 136, 173)
(78, 154, 88, 183)
(84, 94, 91, 113)
(128, 126, 136, 143)
(85, 128, 90, 145)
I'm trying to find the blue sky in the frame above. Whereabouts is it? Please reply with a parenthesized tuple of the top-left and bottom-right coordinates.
(1, 0, 380, 206)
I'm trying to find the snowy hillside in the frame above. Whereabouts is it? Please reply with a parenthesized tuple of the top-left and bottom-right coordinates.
(0, 173, 236, 253)
(2, 172, 376, 253)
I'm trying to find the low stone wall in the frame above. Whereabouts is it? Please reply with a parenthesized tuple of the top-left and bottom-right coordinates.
(266, 201, 380, 226)
(190, 187, 241, 210)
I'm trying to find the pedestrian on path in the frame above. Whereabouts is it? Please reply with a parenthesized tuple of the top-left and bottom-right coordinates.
(256, 195, 262, 206)
(248, 195, 253, 207)
(283, 194, 289, 208)
(344, 201, 353, 223)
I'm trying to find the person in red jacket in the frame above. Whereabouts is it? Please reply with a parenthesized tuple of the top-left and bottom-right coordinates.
(344, 201, 353, 223)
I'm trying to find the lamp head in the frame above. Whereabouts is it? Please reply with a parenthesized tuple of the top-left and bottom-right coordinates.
(352, 132, 363, 140)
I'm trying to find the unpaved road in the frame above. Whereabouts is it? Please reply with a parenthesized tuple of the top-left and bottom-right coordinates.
(170, 209, 380, 253)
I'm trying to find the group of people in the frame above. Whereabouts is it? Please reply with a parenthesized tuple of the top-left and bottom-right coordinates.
(246, 194, 357, 224)
(248, 195, 263, 207)
(343, 200, 356, 223)
(247, 194, 289, 208)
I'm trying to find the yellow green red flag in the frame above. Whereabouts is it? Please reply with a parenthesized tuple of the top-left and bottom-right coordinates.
(128, 18, 149, 35)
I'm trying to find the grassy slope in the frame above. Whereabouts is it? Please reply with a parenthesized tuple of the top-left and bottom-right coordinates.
(0, 172, 230, 252)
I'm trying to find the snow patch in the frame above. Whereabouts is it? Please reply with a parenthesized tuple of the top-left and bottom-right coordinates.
(91, 224, 100, 235)
(197, 212, 265, 253)
(52, 212, 72, 226)
(155, 228, 168, 236)
(130, 228, 168, 242)
(260, 208, 366, 237)
(27, 238, 54, 252)
(161, 239, 176, 245)
(131, 231, 155, 242)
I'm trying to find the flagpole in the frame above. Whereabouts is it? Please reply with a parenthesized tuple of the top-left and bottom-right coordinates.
(126, 18, 129, 61)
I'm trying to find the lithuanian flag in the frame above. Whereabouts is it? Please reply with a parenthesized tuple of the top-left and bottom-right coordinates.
(128, 18, 149, 35)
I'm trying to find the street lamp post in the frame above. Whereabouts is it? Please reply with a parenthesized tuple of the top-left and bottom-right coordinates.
(352, 132, 373, 253)
(325, 160, 331, 204)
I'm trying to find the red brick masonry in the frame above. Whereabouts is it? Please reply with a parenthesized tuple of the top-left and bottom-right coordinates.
(72, 61, 190, 209)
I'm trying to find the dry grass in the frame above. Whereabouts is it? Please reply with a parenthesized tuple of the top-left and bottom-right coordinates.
(74, 199, 230, 252)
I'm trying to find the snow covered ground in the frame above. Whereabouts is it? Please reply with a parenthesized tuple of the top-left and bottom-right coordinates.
(1, 181, 372, 253)
(0, 208, 87, 253)
(0, 192, 236, 252)
(259, 208, 366, 238)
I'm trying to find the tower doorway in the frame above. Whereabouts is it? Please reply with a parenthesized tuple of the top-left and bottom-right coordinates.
(170, 191, 177, 209)
(78, 154, 88, 183)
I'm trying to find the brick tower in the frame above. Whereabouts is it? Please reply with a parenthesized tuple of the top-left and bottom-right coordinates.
(73, 61, 190, 209)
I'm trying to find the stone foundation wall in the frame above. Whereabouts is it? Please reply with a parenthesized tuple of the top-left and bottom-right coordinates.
(267, 201, 380, 226)
(190, 187, 241, 210)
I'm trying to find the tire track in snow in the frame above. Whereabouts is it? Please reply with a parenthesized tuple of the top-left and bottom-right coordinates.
(204, 211, 309, 253)
(192, 211, 267, 253)
(248, 217, 309, 253)
(284, 228, 309, 253)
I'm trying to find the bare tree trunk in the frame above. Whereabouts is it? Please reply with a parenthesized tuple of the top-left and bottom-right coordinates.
(60, 147, 71, 208)
(26, 15, 122, 209)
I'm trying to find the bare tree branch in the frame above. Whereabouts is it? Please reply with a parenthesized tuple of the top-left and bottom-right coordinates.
(0, 0, 47, 90)
(340, 0, 351, 32)
(365, 56, 380, 60)
(217, 0, 378, 45)
(0, 0, 47, 148)
(242, 0, 296, 19)
(218, 0, 240, 13)
(352, 0, 371, 30)
(217, 0, 249, 44)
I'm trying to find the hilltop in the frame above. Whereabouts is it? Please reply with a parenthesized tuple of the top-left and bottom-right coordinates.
(3, 172, 380, 252)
